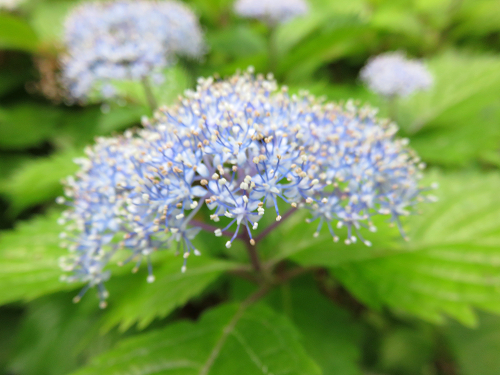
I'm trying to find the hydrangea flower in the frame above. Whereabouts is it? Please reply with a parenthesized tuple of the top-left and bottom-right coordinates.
(234, 0, 308, 25)
(360, 52, 433, 97)
(61, 0, 205, 100)
(59, 69, 432, 307)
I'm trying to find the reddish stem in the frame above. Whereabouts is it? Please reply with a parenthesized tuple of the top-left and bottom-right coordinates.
(254, 208, 297, 243)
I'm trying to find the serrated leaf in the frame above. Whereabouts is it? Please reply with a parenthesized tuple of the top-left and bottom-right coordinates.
(0, 211, 74, 305)
(446, 312, 500, 375)
(101, 255, 239, 332)
(0, 13, 38, 52)
(0, 149, 81, 215)
(331, 172, 500, 326)
(72, 302, 321, 375)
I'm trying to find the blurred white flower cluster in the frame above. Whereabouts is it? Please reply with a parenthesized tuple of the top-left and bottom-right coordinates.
(360, 52, 433, 97)
(234, 0, 308, 25)
(61, 0, 205, 100)
(0, 0, 23, 10)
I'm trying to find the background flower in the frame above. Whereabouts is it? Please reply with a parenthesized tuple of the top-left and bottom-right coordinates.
(234, 0, 308, 25)
(360, 51, 433, 97)
(0, 0, 23, 10)
(61, 0, 205, 100)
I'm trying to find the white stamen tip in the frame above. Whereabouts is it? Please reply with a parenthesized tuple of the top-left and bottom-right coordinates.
(147, 275, 155, 283)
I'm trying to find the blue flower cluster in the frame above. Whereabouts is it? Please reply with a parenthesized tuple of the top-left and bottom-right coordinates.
(234, 0, 308, 25)
(360, 52, 433, 97)
(61, 0, 205, 100)
(59, 69, 430, 306)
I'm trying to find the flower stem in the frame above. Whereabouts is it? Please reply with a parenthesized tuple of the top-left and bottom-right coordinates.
(141, 76, 158, 112)
(268, 25, 278, 73)
(387, 95, 398, 123)
(241, 230, 263, 274)
(255, 207, 297, 243)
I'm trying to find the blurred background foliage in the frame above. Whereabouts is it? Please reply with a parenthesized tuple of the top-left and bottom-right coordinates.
(1, 0, 500, 374)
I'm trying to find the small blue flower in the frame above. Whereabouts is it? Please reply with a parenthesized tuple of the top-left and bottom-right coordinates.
(234, 0, 309, 25)
(360, 52, 433, 97)
(61, 0, 205, 100)
(59, 69, 432, 306)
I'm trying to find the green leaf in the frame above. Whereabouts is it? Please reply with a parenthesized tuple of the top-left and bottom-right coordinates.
(376, 324, 436, 375)
(275, 0, 367, 57)
(207, 25, 266, 59)
(265, 208, 402, 269)
(279, 23, 372, 82)
(398, 51, 500, 133)
(453, 0, 500, 37)
(0, 103, 63, 150)
(101, 256, 239, 331)
(267, 280, 363, 375)
(0, 308, 23, 372)
(0, 13, 38, 52)
(0, 154, 28, 182)
(8, 294, 116, 375)
(28, 0, 74, 45)
(0, 149, 81, 215)
(0, 63, 31, 96)
(409, 102, 500, 166)
(0, 211, 74, 305)
(332, 172, 500, 326)
(96, 104, 145, 135)
(446, 312, 500, 375)
(72, 302, 321, 375)
(370, 4, 424, 37)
